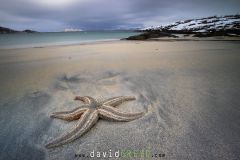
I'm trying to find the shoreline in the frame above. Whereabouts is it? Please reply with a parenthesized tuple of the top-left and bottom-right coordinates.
(0, 39, 120, 50)
(1, 36, 240, 50)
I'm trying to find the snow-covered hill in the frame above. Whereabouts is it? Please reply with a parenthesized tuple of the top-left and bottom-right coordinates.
(144, 15, 240, 32)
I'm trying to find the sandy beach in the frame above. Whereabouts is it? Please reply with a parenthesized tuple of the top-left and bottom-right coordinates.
(0, 40, 240, 159)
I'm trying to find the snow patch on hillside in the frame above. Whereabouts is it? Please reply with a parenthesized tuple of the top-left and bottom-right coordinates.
(144, 15, 240, 32)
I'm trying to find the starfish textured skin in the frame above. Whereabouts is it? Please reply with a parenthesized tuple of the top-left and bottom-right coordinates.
(46, 96, 144, 148)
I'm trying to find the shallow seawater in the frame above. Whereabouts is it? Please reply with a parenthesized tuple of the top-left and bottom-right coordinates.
(0, 30, 139, 49)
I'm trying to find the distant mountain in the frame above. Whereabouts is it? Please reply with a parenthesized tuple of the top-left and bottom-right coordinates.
(22, 29, 37, 33)
(0, 26, 37, 34)
(0, 26, 18, 34)
(125, 15, 240, 40)
(143, 14, 240, 34)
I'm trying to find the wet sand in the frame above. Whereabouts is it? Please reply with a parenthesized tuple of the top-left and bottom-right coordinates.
(0, 40, 240, 160)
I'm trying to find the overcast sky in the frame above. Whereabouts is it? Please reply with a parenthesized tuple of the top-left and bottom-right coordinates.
(1, 0, 239, 31)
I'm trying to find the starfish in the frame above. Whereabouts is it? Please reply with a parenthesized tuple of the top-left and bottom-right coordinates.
(46, 96, 144, 148)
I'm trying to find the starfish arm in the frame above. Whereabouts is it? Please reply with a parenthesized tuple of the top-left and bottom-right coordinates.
(46, 109, 98, 148)
(74, 96, 91, 104)
(98, 105, 144, 122)
(102, 96, 136, 107)
(50, 107, 89, 121)
(51, 104, 89, 115)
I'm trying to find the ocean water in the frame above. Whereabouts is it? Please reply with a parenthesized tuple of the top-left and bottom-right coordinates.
(0, 30, 139, 49)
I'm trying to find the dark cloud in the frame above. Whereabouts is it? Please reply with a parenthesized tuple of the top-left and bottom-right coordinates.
(0, 0, 239, 31)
